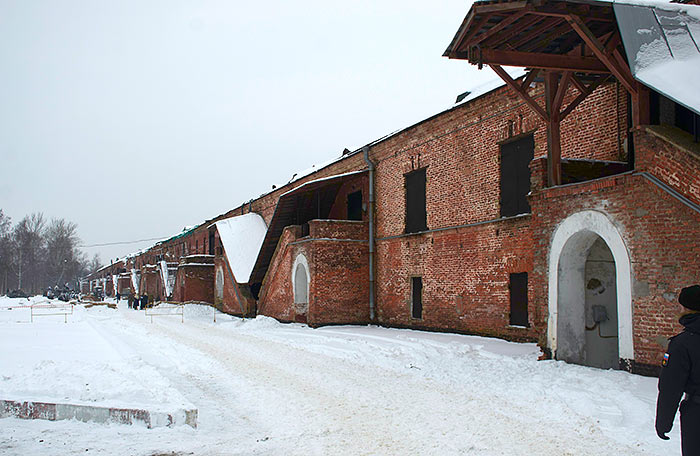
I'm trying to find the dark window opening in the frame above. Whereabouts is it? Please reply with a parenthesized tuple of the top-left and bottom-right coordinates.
(650, 89, 700, 142)
(500, 135, 534, 217)
(209, 231, 215, 256)
(347, 190, 363, 221)
(509, 272, 529, 327)
(195, 240, 199, 253)
(405, 168, 427, 234)
(411, 277, 423, 319)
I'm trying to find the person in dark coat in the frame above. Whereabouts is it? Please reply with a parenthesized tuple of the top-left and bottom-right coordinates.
(656, 284, 700, 455)
(140, 294, 147, 310)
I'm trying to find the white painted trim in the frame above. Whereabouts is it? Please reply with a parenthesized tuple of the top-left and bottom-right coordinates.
(292, 253, 310, 305)
(548, 210, 634, 360)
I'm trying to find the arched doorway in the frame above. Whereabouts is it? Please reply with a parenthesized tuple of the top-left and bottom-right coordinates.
(548, 211, 633, 369)
(293, 254, 309, 323)
(215, 266, 224, 303)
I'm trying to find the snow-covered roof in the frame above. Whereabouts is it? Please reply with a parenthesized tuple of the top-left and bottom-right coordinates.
(214, 213, 268, 283)
(280, 170, 368, 198)
(454, 67, 527, 107)
(614, 1, 700, 115)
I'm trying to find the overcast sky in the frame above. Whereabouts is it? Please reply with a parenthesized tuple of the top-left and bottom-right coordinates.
(0, 0, 499, 265)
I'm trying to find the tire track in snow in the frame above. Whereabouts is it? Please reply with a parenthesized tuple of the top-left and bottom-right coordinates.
(118, 313, 653, 456)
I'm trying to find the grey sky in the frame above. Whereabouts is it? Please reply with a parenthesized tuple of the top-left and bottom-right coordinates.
(0, 0, 494, 265)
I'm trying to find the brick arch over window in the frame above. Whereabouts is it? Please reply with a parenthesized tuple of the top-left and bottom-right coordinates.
(547, 210, 633, 362)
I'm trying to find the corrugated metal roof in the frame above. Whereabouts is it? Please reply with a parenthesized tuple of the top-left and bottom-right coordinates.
(615, 2, 700, 115)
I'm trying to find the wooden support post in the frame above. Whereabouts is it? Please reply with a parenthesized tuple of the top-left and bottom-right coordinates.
(632, 82, 650, 128)
(545, 71, 562, 186)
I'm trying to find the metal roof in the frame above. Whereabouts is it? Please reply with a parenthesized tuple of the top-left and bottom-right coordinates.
(615, 2, 700, 115)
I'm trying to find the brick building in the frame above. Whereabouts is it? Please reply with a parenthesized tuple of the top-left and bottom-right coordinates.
(81, 0, 700, 376)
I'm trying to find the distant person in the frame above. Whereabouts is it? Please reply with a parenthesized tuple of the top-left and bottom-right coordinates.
(116, 292, 120, 302)
(140, 295, 148, 310)
(656, 285, 700, 455)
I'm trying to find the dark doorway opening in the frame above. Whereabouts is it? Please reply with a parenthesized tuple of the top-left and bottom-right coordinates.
(405, 168, 427, 233)
(411, 277, 423, 319)
(208, 231, 215, 256)
(509, 272, 529, 327)
(500, 135, 534, 217)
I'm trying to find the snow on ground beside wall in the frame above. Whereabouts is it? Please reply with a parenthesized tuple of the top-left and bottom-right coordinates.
(0, 299, 679, 455)
(0, 297, 192, 412)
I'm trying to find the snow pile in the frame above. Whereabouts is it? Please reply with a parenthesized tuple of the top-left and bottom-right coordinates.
(0, 300, 193, 412)
(213, 213, 267, 283)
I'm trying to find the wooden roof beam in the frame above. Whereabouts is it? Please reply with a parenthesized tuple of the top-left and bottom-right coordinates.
(560, 75, 611, 120)
(484, 15, 542, 49)
(480, 49, 609, 73)
(470, 9, 529, 46)
(552, 71, 572, 120)
(519, 22, 575, 53)
(508, 17, 564, 50)
(565, 14, 637, 94)
(490, 64, 548, 122)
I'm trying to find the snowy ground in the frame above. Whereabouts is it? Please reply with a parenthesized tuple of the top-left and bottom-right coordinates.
(0, 296, 679, 455)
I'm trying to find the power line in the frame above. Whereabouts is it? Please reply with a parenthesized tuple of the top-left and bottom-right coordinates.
(79, 236, 166, 248)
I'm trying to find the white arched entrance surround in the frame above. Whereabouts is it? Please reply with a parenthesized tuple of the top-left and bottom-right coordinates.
(548, 210, 633, 364)
(292, 253, 310, 311)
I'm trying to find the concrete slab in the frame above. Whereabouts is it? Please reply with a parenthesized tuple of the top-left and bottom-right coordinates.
(1, 399, 197, 429)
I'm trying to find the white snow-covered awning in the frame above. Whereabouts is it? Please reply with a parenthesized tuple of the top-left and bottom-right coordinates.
(214, 213, 268, 284)
(615, 1, 700, 115)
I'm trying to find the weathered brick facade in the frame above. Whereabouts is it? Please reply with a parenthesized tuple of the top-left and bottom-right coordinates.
(80, 52, 698, 377)
(259, 220, 370, 326)
(173, 255, 215, 304)
(527, 127, 700, 374)
(139, 264, 162, 303)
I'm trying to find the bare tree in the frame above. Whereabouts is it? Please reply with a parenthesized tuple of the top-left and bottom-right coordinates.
(0, 210, 12, 293)
(89, 253, 102, 274)
(45, 218, 82, 287)
(13, 213, 47, 294)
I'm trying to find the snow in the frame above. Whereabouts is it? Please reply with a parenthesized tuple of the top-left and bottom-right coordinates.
(611, 0, 700, 21)
(213, 213, 268, 283)
(0, 297, 192, 413)
(454, 67, 528, 107)
(280, 169, 368, 198)
(615, 1, 700, 115)
(1, 297, 678, 455)
(159, 260, 173, 297)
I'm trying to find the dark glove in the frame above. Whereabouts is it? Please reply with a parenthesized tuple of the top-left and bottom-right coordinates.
(656, 427, 670, 440)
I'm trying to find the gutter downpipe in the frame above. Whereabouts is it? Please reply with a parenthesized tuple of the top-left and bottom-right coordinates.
(363, 146, 376, 321)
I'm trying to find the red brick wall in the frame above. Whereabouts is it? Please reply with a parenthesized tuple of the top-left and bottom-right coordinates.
(259, 221, 370, 326)
(117, 275, 132, 296)
(368, 80, 624, 340)
(174, 256, 215, 303)
(529, 151, 700, 374)
(635, 128, 700, 206)
(215, 255, 256, 317)
(139, 266, 161, 302)
(258, 226, 301, 322)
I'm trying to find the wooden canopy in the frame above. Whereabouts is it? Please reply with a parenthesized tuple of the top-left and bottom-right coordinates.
(444, 0, 648, 186)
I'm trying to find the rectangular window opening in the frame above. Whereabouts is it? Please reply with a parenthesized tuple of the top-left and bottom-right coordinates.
(347, 190, 363, 221)
(411, 277, 423, 320)
(500, 135, 534, 217)
(509, 272, 529, 327)
(405, 168, 427, 234)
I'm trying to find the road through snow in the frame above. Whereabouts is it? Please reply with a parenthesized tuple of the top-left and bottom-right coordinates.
(1, 301, 677, 455)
